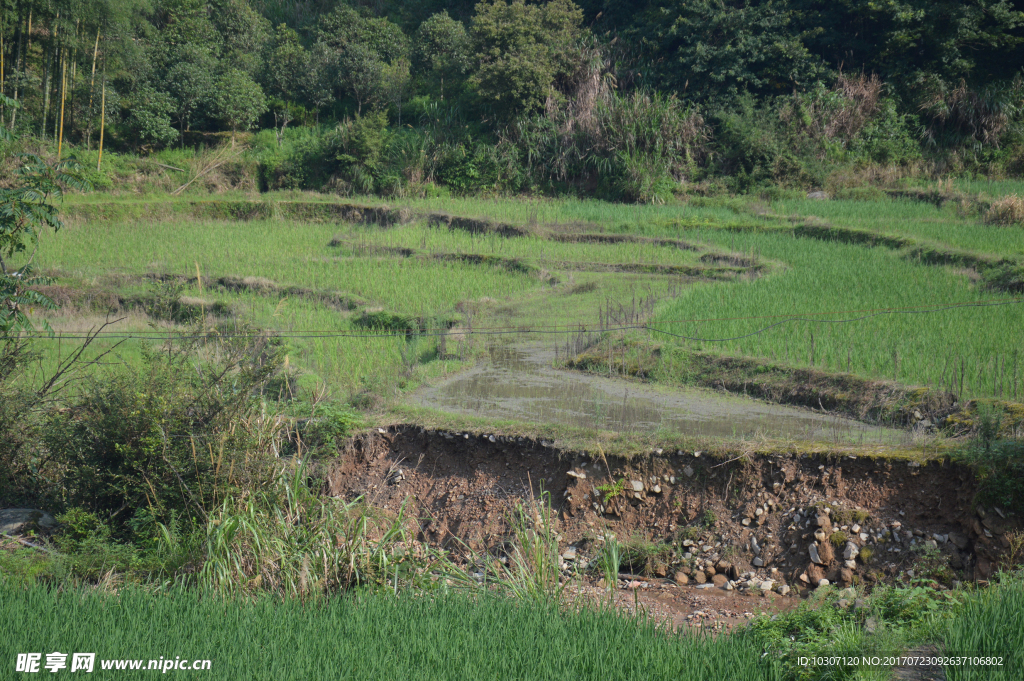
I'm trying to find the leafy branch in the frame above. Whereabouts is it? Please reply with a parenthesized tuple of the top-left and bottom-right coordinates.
(0, 97, 91, 336)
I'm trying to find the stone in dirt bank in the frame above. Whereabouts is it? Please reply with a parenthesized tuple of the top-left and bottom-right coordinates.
(325, 427, 1018, 600)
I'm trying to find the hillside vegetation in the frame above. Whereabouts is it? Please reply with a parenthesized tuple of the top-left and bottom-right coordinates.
(4, 0, 1024, 199)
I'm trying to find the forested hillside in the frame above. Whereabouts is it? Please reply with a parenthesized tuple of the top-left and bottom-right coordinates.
(3, 0, 1024, 198)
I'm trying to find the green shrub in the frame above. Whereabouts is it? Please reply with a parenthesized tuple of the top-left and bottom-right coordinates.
(304, 402, 361, 453)
(43, 329, 285, 532)
(620, 537, 673, 576)
(353, 310, 416, 334)
(54, 508, 108, 550)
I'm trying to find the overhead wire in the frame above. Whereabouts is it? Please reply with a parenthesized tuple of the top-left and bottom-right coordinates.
(17, 297, 1023, 342)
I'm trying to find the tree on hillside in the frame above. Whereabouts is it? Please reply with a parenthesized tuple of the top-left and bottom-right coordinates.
(214, 69, 267, 145)
(625, 0, 830, 103)
(165, 45, 217, 136)
(339, 44, 385, 115)
(211, 0, 272, 75)
(263, 24, 308, 104)
(154, 0, 221, 49)
(469, 0, 586, 120)
(413, 11, 471, 100)
(316, 5, 409, 64)
(124, 86, 179, 150)
(380, 57, 412, 125)
(314, 5, 410, 116)
(304, 41, 337, 124)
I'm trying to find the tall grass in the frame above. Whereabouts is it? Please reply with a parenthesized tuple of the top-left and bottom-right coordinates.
(198, 466, 423, 596)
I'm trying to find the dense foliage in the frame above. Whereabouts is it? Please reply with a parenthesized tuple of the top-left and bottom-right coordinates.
(2, 0, 1024, 195)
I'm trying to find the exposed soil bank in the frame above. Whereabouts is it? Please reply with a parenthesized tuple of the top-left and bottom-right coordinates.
(326, 427, 1017, 599)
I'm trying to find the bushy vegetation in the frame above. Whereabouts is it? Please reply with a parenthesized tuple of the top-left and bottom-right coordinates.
(5, 0, 1024, 200)
(750, 574, 1024, 680)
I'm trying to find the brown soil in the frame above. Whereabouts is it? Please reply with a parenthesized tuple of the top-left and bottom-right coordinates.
(324, 427, 1017, 624)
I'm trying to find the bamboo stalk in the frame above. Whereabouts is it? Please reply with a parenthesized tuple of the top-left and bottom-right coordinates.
(86, 29, 99, 147)
(53, 46, 62, 140)
(68, 20, 79, 136)
(57, 55, 67, 158)
(41, 13, 58, 139)
(10, 10, 25, 128)
(97, 70, 105, 170)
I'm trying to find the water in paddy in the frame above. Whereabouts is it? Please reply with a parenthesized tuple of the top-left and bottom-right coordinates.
(413, 344, 907, 444)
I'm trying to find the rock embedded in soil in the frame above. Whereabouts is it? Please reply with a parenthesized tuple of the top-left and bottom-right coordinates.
(326, 426, 996, 594)
(0, 509, 56, 536)
(809, 543, 823, 564)
(694, 571, 707, 584)
(946, 528, 970, 548)
(675, 571, 689, 586)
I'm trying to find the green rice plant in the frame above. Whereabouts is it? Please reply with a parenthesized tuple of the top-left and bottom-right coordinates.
(654, 226, 1024, 400)
(772, 196, 1024, 256)
(941, 573, 1024, 680)
(1, 582, 780, 680)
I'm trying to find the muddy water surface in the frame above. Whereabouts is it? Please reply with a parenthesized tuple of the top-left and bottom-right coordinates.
(412, 344, 906, 443)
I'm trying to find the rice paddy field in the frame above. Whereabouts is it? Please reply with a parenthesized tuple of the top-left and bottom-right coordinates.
(2, 585, 777, 680)
(4, 574, 1022, 680)
(35, 186, 1024, 405)
(7, 183, 1024, 681)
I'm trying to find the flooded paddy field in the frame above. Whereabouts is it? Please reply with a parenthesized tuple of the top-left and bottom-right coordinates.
(412, 344, 906, 444)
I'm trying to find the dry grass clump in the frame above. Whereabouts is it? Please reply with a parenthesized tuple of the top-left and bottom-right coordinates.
(826, 73, 882, 140)
(985, 194, 1024, 226)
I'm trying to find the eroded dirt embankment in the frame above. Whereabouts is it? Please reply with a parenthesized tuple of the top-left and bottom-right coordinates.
(326, 427, 1017, 596)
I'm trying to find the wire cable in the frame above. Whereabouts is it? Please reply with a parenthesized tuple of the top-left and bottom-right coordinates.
(18, 297, 1023, 342)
